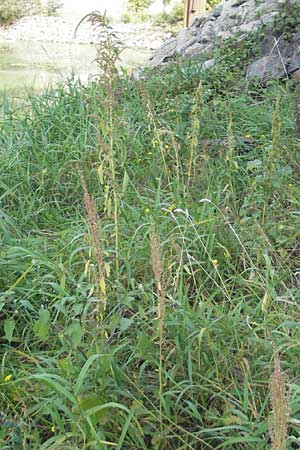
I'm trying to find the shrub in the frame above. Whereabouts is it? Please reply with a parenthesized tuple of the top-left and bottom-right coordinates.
(0, 0, 25, 25)
(127, 0, 152, 14)
(153, 3, 184, 26)
(0, 0, 62, 25)
(207, 0, 221, 9)
(40, 0, 62, 15)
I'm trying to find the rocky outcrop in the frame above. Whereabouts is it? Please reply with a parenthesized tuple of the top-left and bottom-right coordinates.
(148, 0, 300, 82)
(0, 16, 171, 50)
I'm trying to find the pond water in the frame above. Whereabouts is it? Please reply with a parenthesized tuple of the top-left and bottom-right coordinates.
(0, 40, 151, 96)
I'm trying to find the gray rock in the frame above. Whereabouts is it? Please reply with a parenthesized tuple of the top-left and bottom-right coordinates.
(246, 55, 288, 81)
(179, 37, 198, 52)
(231, 0, 247, 6)
(202, 58, 215, 70)
(184, 43, 205, 57)
(148, 0, 300, 80)
(176, 28, 195, 52)
(192, 14, 209, 27)
(148, 38, 177, 66)
(197, 21, 214, 43)
(212, 5, 223, 18)
(290, 69, 300, 82)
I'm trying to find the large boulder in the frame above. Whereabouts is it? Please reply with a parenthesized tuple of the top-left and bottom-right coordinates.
(148, 0, 300, 80)
(246, 55, 288, 82)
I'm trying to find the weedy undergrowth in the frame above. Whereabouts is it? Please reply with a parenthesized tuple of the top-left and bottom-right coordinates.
(76, 11, 123, 275)
(186, 81, 202, 195)
(2, 23, 300, 449)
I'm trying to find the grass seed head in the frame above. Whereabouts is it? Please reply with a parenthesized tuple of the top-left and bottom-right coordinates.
(269, 348, 289, 450)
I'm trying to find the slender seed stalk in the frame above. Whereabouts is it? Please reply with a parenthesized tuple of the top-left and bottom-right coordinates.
(150, 229, 165, 432)
(269, 348, 289, 450)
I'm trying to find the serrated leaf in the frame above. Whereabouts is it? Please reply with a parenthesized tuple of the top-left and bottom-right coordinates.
(4, 318, 15, 342)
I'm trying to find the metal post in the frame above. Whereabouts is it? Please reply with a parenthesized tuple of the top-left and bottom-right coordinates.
(184, 0, 207, 28)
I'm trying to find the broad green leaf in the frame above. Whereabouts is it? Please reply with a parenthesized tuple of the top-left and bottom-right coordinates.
(33, 309, 50, 340)
(75, 354, 103, 395)
(4, 318, 15, 342)
(78, 395, 111, 424)
(66, 322, 83, 349)
(30, 373, 77, 405)
(119, 318, 133, 332)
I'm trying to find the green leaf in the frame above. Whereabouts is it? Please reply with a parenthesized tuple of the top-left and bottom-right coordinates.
(75, 354, 103, 395)
(66, 322, 83, 349)
(137, 333, 155, 359)
(119, 318, 133, 332)
(246, 159, 262, 170)
(121, 169, 130, 195)
(33, 309, 50, 340)
(4, 318, 15, 342)
(78, 395, 111, 424)
(30, 373, 77, 405)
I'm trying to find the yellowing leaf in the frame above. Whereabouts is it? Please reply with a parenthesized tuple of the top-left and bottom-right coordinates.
(262, 291, 270, 314)
(99, 276, 106, 295)
(97, 165, 104, 185)
(104, 262, 110, 278)
(84, 259, 90, 276)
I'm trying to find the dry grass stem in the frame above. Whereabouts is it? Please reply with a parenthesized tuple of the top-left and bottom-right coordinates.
(269, 348, 289, 450)
(150, 230, 165, 431)
(77, 164, 106, 314)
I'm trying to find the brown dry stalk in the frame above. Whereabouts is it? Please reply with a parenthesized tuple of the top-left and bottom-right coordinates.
(294, 92, 300, 140)
(77, 164, 106, 313)
(269, 348, 289, 450)
(150, 230, 165, 430)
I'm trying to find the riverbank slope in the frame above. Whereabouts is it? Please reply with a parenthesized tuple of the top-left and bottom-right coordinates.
(1, 26, 299, 449)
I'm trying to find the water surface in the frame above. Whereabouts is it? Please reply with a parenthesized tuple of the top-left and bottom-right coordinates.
(0, 40, 150, 96)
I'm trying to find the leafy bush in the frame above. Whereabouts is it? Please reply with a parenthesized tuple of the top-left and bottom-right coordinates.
(273, 0, 300, 39)
(154, 2, 184, 26)
(0, 0, 24, 25)
(39, 0, 62, 15)
(0, 0, 62, 25)
(127, 0, 152, 14)
(207, 0, 221, 9)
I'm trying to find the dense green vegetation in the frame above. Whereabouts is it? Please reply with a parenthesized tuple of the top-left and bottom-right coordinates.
(123, 0, 219, 26)
(1, 26, 300, 449)
(0, 0, 61, 25)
